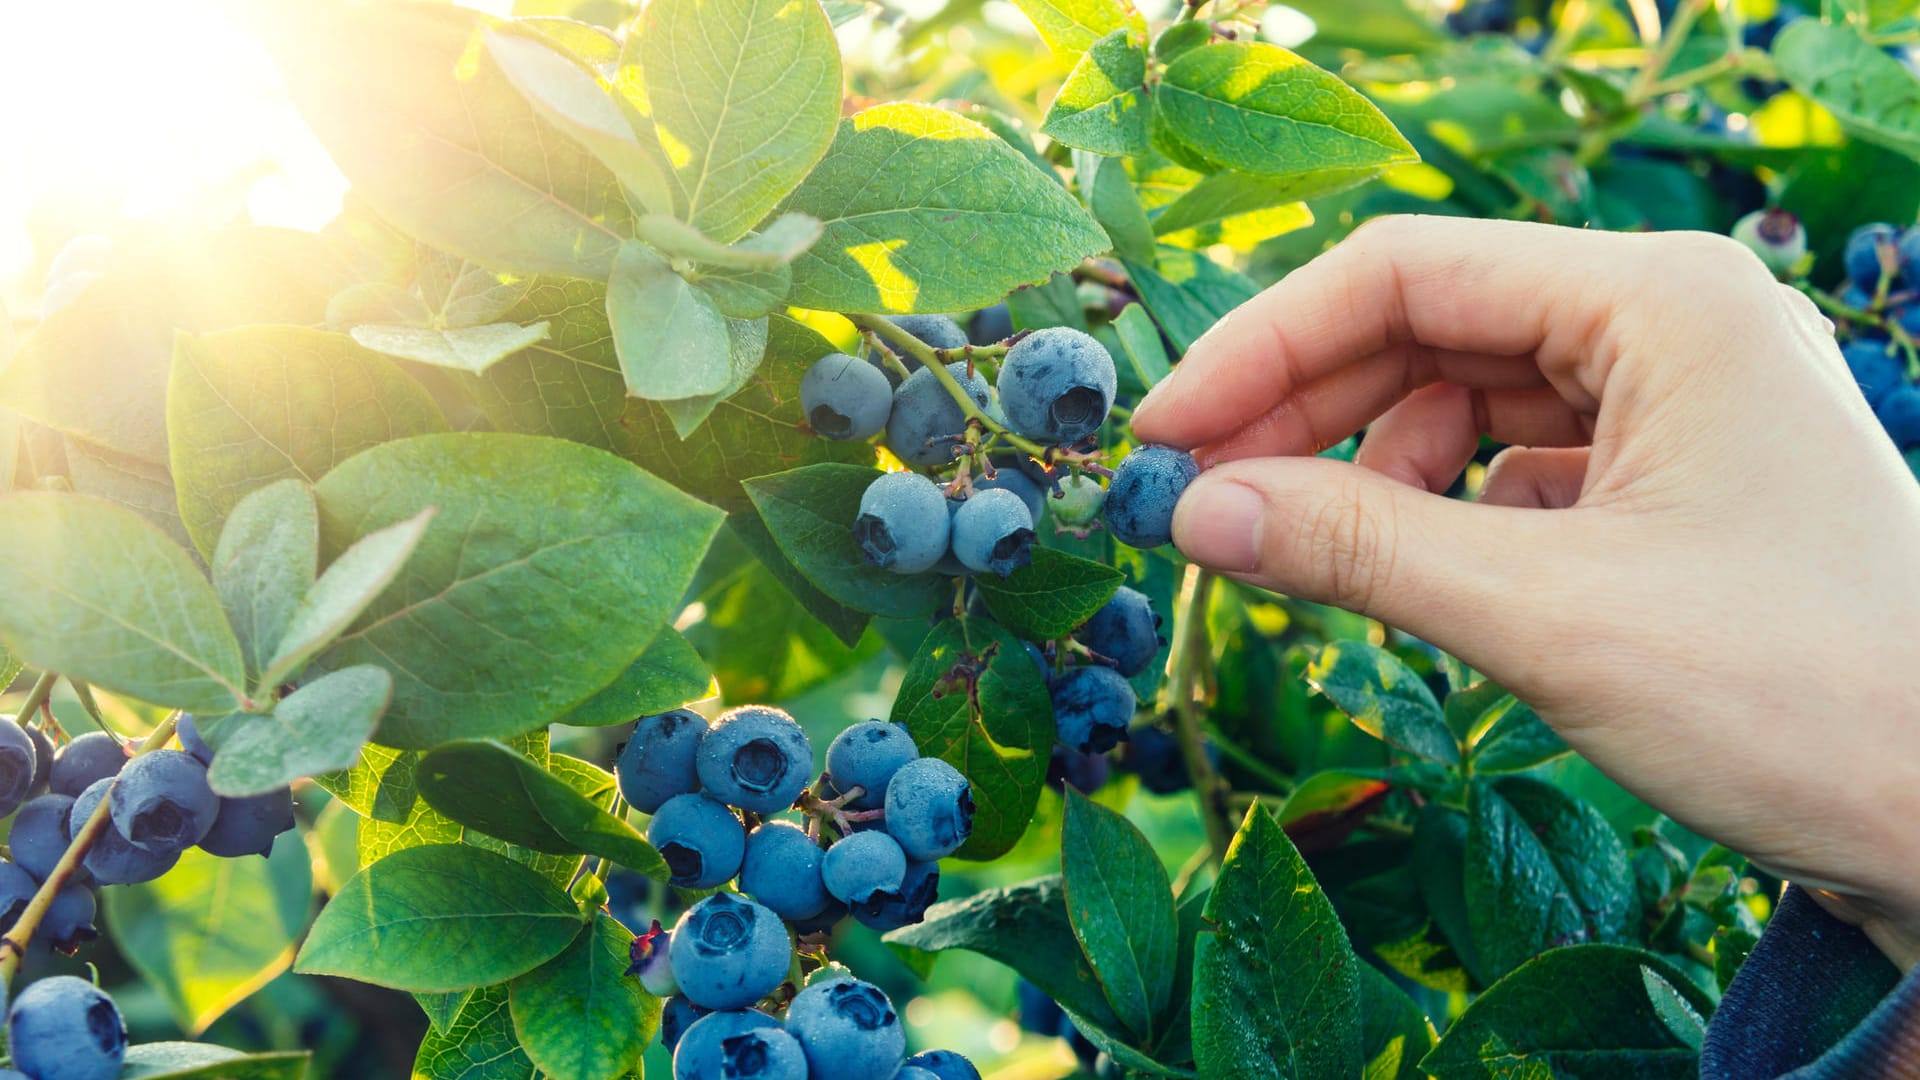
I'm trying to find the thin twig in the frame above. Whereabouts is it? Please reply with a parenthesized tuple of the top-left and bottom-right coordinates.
(1169, 567, 1234, 866)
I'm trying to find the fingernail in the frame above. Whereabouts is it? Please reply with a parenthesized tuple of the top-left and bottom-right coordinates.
(1174, 478, 1263, 573)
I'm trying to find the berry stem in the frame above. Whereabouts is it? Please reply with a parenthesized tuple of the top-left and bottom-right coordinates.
(1168, 567, 1233, 866)
(11, 670, 57, 730)
(854, 315, 1053, 461)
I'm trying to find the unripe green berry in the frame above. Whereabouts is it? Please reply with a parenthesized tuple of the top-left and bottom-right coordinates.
(1051, 474, 1105, 526)
(1731, 209, 1807, 278)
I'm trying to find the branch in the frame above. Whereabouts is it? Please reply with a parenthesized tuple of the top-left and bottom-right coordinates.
(1168, 567, 1234, 866)
(853, 315, 1052, 461)
(11, 671, 57, 728)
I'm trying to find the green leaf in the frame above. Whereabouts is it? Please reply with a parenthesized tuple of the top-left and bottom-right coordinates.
(1009, 0, 1144, 57)
(891, 617, 1055, 860)
(1158, 43, 1417, 176)
(607, 241, 736, 401)
(212, 480, 318, 680)
(640, 0, 843, 242)
(1359, 965, 1436, 1080)
(1306, 640, 1458, 764)
(510, 914, 659, 1080)
(635, 212, 825, 270)
(413, 985, 541, 1080)
(1110, 304, 1171, 388)
(257, 508, 434, 691)
(266, 3, 634, 278)
(974, 547, 1123, 639)
(1441, 678, 1511, 742)
(347, 322, 551, 375)
(559, 628, 711, 726)
(1043, 29, 1152, 158)
(103, 837, 313, 1035)
(1152, 20, 1209, 62)
(61, 436, 193, 552)
(1266, 0, 1446, 52)
(1060, 790, 1176, 1041)
(1119, 249, 1258, 353)
(742, 464, 948, 619)
(418, 739, 670, 878)
(1411, 803, 1484, 986)
(167, 325, 447, 559)
(310, 433, 722, 748)
(1079, 152, 1156, 262)
(1775, 20, 1920, 165)
(119, 1044, 310, 1080)
(0, 492, 247, 711)
(1193, 804, 1363, 1079)
(688, 521, 878, 694)
(1152, 169, 1354, 250)
(655, 316, 771, 439)
(1469, 697, 1570, 774)
(1465, 777, 1640, 981)
(1421, 945, 1713, 1078)
(206, 665, 392, 798)
(297, 843, 585, 992)
(781, 103, 1112, 314)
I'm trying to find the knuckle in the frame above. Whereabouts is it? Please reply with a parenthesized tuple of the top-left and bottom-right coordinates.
(1651, 230, 1774, 289)
(1303, 481, 1399, 614)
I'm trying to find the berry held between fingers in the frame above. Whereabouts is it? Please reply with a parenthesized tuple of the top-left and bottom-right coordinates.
(885, 362, 992, 468)
(824, 721, 919, 811)
(1050, 666, 1137, 754)
(617, 709, 711, 814)
(882, 757, 974, 861)
(108, 749, 218, 856)
(1104, 445, 1199, 549)
(995, 327, 1118, 442)
(648, 793, 746, 889)
(803, 353, 895, 441)
(740, 821, 832, 921)
(950, 488, 1036, 577)
(696, 706, 813, 815)
(784, 975, 907, 1080)
(668, 893, 793, 1011)
(821, 830, 908, 905)
(6, 976, 127, 1080)
(855, 472, 952, 575)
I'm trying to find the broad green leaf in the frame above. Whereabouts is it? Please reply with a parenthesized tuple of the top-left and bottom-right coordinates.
(1305, 640, 1458, 764)
(1775, 20, 1920, 165)
(1411, 803, 1484, 986)
(635, 212, 825, 270)
(103, 836, 313, 1034)
(316, 742, 432, 824)
(510, 914, 659, 1080)
(167, 325, 447, 558)
(1359, 965, 1436, 1080)
(266, 3, 634, 278)
(1152, 20, 1208, 62)
(1158, 43, 1416, 176)
(413, 985, 541, 1080)
(257, 509, 433, 692)
(347, 322, 551, 375)
(742, 464, 948, 619)
(1078, 152, 1155, 262)
(884, 876, 1128, 1034)
(1274, 769, 1392, 829)
(1193, 805, 1362, 1079)
(1269, 0, 1446, 52)
(417, 990, 475, 1035)
(1152, 170, 1349, 250)
(1119, 249, 1258, 353)
(640, 0, 843, 242)
(1010, 0, 1144, 57)
(781, 103, 1112, 314)
(212, 480, 318, 680)
(61, 436, 193, 552)
(417, 738, 670, 878)
(328, 282, 433, 329)
(1469, 697, 1570, 774)
(1111, 304, 1171, 388)
(1043, 30, 1152, 158)
(1441, 678, 1511, 742)
(0, 492, 247, 711)
(296, 843, 585, 992)
(692, 262, 793, 320)
(119, 1044, 310, 1080)
(423, 256, 540, 330)
(606, 242, 735, 401)
(1061, 790, 1176, 1041)
(312, 798, 360, 894)
(207, 665, 392, 798)
(1421, 945, 1713, 1078)
(689, 521, 879, 696)
(974, 547, 1123, 639)
(560, 628, 711, 726)
(890, 618, 1054, 860)
(655, 316, 771, 439)
(310, 433, 722, 748)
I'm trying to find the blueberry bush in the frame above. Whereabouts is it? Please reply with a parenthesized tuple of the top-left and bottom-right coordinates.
(0, 0, 1916, 1076)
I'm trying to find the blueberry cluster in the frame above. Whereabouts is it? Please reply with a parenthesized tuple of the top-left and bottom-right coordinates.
(2, 975, 127, 1080)
(1836, 222, 1920, 450)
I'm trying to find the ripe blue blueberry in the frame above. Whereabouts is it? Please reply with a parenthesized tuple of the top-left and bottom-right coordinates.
(672, 1009, 805, 1080)
(627, 920, 679, 997)
(1846, 223, 1899, 290)
(951, 488, 1036, 577)
(784, 975, 907, 1080)
(11, 795, 75, 882)
(825, 721, 919, 810)
(968, 304, 1013, 345)
(821, 830, 908, 904)
(1120, 725, 1196, 795)
(892, 314, 969, 351)
(1104, 445, 1199, 548)
(660, 997, 711, 1054)
(70, 779, 177, 886)
(1074, 586, 1162, 677)
(0, 718, 36, 818)
(885, 362, 991, 467)
(109, 749, 218, 856)
(1046, 746, 1111, 794)
(739, 821, 831, 921)
(668, 893, 793, 1010)
(1729, 209, 1805, 277)
(803, 354, 895, 441)
(1050, 666, 1136, 754)
(1876, 386, 1920, 450)
(882, 757, 973, 861)
(647, 793, 746, 889)
(1900, 226, 1920, 288)
(26, 725, 51, 796)
(974, 466, 1045, 525)
(6, 976, 127, 1080)
(896, 1069, 939, 1080)
(49, 733, 127, 799)
(696, 706, 813, 815)
(1050, 473, 1105, 529)
(905, 1051, 983, 1080)
(0, 862, 37, 934)
(853, 858, 938, 932)
(996, 327, 1117, 442)
(788, 896, 850, 936)
(1842, 340, 1906, 406)
(1890, 300, 1920, 340)
(1016, 979, 1067, 1036)
(855, 472, 952, 575)
(198, 787, 297, 859)
(175, 714, 214, 766)
(43, 883, 96, 952)
(618, 709, 711, 815)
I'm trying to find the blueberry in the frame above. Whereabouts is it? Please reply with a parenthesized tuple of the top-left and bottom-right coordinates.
(1074, 586, 1162, 677)
(1900, 226, 1920, 288)
(1016, 979, 1066, 1036)
(1046, 745, 1111, 793)
(197, 787, 296, 858)
(175, 715, 215, 766)
(1842, 283, 1879, 316)
(855, 472, 952, 575)
(1104, 445, 1199, 548)
(70, 779, 177, 886)
(1843, 339, 1906, 406)
(0, 862, 36, 934)
(825, 721, 919, 810)
(1890, 300, 1920, 340)
(1119, 725, 1194, 795)
(974, 466, 1045, 526)
(628, 920, 679, 997)
(660, 996, 711, 1054)
(804, 354, 895, 441)
(11, 795, 75, 882)
(892, 314, 969, 351)
(647, 793, 746, 889)
(1730, 209, 1805, 277)
(1845, 223, 1899, 290)
(43, 883, 96, 952)
(951, 489, 1036, 577)
(618, 709, 711, 815)
(853, 858, 938, 932)
(6, 976, 127, 1080)
(784, 975, 906, 1080)
(672, 1009, 803, 1080)
(895, 1069, 939, 1080)
(24, 725, 51, 796)
(1050, 473, 1105, 528)
(696, 706, 812, 815)
(1050, 666, 1136, 754)
(996, 327, 1117, 442)
(0, 718, 37, 818)
(968, 304, 1013, 345)
(788, 896, 850, 936)
(668, 893, 792, 1010)
(821, 830, 908, 904)
(740, 821, 831, 921)
(1877, 386, 1920, 450)
(109, 749, 217, 855)
(882, 757, 973, 861)
(905, 1051, 982, 1080)
(885, 362, 991, 468)
(49, 733, 128, 799)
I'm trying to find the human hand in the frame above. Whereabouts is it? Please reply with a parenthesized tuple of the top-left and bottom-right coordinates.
(1129, 216, 1920, 969)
